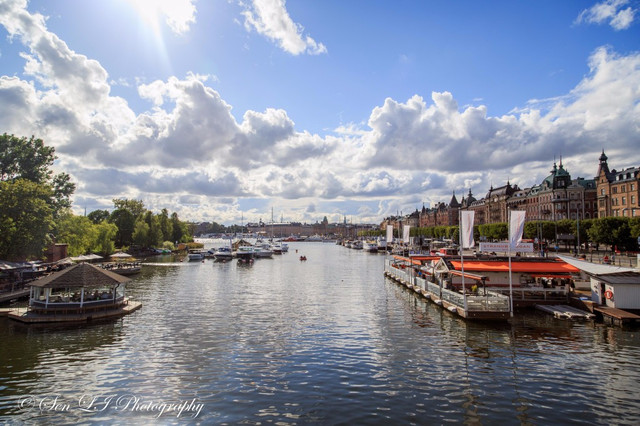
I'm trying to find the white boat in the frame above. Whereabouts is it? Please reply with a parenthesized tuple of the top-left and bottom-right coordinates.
(270, 243, 283, 254)
(187, 249, 205, 261)
(235, 246, 255, 262)
(352, 241, 363, 250)
(212, 246, 233, 261)
(364, 241, 378, 253)
(254, 244, 274, 258)
(306, 234, 323, 242)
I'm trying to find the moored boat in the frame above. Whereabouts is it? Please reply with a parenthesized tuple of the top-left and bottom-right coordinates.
(187, 249, 205, 261)
(212, 246, 233, 261)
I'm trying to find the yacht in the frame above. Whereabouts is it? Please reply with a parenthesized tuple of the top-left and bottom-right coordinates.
(212, 246, 233, 261)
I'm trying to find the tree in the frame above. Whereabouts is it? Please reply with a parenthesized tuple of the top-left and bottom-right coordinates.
(0, 179, 54, 260)
(1, 134, 75, 259)
(132, 219, 150, 247)
(56, 212, 98, 256)
(0, 134, 55, 182)
(144, 211, 163, 247)
(93, 221, 118, 255)
(112, 198, 146, 218)
(110, 208, 136, 247)
(159, 208, 173, 243)
(88, 209, 111, 224)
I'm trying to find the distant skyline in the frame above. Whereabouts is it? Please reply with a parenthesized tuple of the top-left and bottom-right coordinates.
(1, 0, 639, 225)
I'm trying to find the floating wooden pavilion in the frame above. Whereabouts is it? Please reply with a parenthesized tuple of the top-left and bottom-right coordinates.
(6, 263, 141, 324)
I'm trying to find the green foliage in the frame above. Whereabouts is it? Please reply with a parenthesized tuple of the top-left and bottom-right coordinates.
(88, 209, 110, 224)
(56, 212, 98, 256)
(478, 223, 508, 241)
(110, 208, 136, 247)
(0, 179, 54, 260)
(0, 134, 75, 259)
(112, 198, 146, 218)
(132, 219, 150, 247)
(0, 133, 55, 182)
(93, 221, 118, 255)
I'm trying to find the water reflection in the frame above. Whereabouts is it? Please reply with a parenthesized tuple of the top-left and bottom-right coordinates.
(1, 242, 640, 424)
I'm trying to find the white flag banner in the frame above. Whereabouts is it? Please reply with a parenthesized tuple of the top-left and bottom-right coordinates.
(460, 211, 475, 248)
(509, 210, 526, 249)
(386, 225, 393, 243)
(402, 225, 410, 243)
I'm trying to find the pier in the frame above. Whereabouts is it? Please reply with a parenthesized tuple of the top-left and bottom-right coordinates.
(593, 306, 640, 327)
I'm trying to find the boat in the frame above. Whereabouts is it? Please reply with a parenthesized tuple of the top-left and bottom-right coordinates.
(306, 235, 323, 242)
(187, 249, 205, 261)
(212, 246, 233, 261)
(352, 240, 364, 250)
(253, 244, 274, 258)
(364, 240, 378, 253)
(235, 246, 255, 262)
(100, 262, 141, 276)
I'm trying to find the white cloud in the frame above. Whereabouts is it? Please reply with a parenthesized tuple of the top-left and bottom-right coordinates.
(125, 0, 197, 35)
(1, 0, 639, 225)
(576, 0, 636, 30)
(241, 0, 327, 55)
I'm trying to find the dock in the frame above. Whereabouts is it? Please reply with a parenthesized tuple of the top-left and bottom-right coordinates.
(593, 306, 640, 327)
(384, 259, 511, 321)
(0, 288, 30, 304)
(4, 300, 142, 324)
(536, 305, 595, 320)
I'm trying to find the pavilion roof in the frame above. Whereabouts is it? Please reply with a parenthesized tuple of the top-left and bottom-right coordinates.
(31, 263, 130, 288)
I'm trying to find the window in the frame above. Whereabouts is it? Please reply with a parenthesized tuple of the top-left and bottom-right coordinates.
(632, 195, 636, 205)
(622, 185, 626, 192)
(613, 187, 618, 194)
(632, 183, 636, 191)
(601, 189, 605, 195)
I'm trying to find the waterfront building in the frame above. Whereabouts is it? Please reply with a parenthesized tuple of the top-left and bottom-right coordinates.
(596, 150, 640, 218)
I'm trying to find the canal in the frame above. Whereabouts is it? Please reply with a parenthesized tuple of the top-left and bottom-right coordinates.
(1, 241, 640, 424)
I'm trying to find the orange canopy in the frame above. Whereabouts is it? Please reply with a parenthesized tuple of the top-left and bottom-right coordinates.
(449, 260, 579, 274)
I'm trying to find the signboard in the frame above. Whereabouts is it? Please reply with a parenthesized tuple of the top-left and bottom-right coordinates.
(479, 242, 535, 253)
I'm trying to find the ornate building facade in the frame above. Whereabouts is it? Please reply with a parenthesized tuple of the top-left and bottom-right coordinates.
(596, 151, 640, 218)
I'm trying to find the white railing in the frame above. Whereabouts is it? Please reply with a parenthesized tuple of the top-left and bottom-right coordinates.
(385, 260, 510, 312)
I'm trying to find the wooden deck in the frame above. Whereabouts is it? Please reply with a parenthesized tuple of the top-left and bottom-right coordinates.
(5, 300, 142, 324)
(593, 306, 640, 327)
(0, 288, 30, 304)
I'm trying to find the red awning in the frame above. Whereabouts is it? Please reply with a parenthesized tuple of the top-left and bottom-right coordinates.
(449, 260, 579, 274)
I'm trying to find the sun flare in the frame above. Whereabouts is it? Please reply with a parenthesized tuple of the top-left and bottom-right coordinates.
(125, 0, 196, 35)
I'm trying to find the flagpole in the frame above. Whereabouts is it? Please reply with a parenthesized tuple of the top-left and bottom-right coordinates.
(459, 210, 467, 313)
(508, 210, 514, 318)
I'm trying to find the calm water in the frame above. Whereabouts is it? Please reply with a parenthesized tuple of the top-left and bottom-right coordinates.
(1, 241, 640, 425)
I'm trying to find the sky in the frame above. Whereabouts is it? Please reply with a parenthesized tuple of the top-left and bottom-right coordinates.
(0, 0, 639, 226)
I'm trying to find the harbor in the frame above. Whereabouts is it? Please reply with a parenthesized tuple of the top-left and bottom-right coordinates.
(1, 241, 640, 424)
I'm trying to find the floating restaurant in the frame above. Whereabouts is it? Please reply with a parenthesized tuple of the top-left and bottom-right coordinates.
(6, 262, 141, 324)
(384, 255, 512, 321)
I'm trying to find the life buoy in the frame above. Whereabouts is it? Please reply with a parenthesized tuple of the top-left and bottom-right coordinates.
(604, 290, 613, 300)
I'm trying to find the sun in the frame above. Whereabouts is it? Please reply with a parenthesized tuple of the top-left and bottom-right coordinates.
(124, 0, 196, 36)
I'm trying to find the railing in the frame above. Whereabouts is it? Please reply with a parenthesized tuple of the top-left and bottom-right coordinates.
(384, 260, 510, 312)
